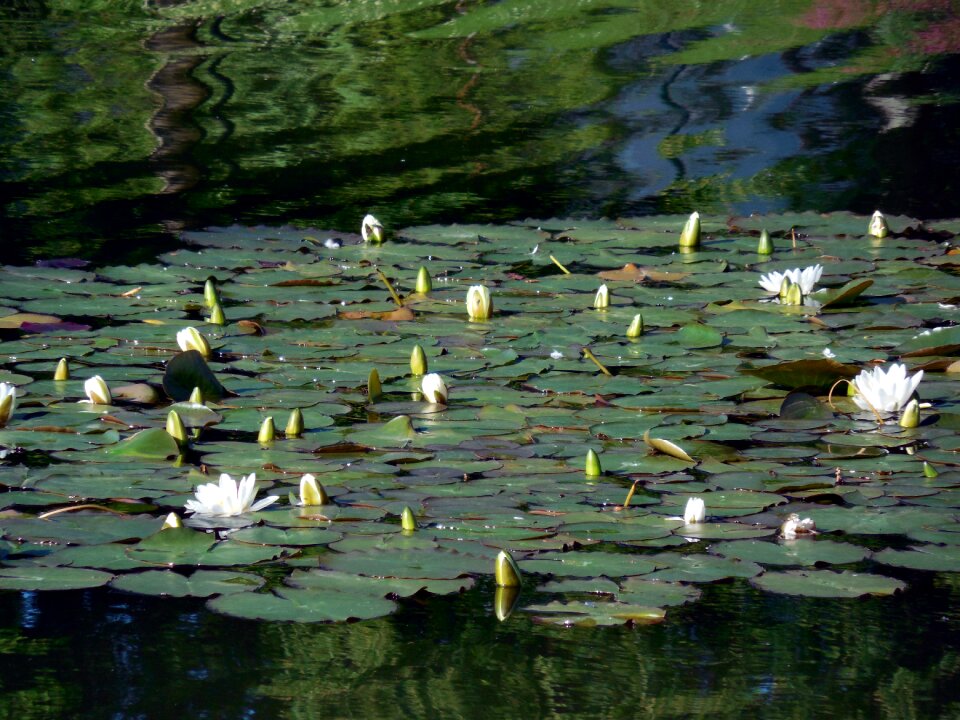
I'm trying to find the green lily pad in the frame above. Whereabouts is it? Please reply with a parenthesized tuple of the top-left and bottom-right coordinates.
(207, 586, 397, 622)
(111, 569, 265, 597)
(0, 566, 114, 591)
(750, 569, 907, 597)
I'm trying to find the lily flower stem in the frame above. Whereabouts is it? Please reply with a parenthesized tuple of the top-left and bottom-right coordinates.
(549, 255, 572, 275)
(791, 227, 797, 250)
(582, 347, 613, 376)
(622, 480, 640, 509)
(827, 378, 884, 426)
(376, 269, 404, 307)
(38, 504, 125, 519)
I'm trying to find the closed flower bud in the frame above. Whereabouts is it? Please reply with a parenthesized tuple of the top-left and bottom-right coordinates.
(285, 408, 304, 438)
(166, 410, 188, 445)
(400, 506, 417, 532)
(899, 398, 920, 428)
(466, 285, 492, 321)
(923, 461, 939, 478)
(54, 358, 70, 381)
(869, 210, 889, 238)
(203, 277, 219, 308)
(627, 314, 644, 338)
(757, 229, 773, 254)
(189, 386, 204, 404)
(585, 448, 602, 476)
(415, 266, 432, 294)
(410, 345, 428, 376)
(176, 327, 211, 359)
(299, 473, 329, 506)
(421, 373, 448, 404)
(683, 497, 706, 524)
(0, 383, 16, 427)
(368, 368, 382, 401)
(209, 302, 226, 326)
(494, 550, 522, 588)
(782, 280, 803, 306)
(258, 416, 276, 444)
(593, 284, 610, 309)
(84, 376, 111, 405)
(679, 211, 701, 248)
(162, 512, 182, 530)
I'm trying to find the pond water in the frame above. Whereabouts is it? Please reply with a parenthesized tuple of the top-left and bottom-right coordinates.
(3, 2, 960, 719)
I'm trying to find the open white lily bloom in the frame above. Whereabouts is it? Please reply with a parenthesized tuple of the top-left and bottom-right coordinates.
(852, 363, 923, 414)
(361, 214, 384, 243)
(185, 472, 278, 517)
(83, 376, 111, 405)
(683, 497, 705, 524)
(780, 513, 816, 540)
(758, 264, 823, 296)
(0, 383, 16, 427)
(466, 285, 492, 321)
(177, 327, 211, 359)
(421, 373, 448, 404)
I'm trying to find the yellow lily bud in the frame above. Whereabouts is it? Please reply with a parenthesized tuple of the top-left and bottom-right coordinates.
(258, 416, 276, 444)
(627, 314, 644, 338)
(410, 345, 428, 376)
(679, 211, 701, 248)
(54, 358, 70, 381)
(285, 408, 304, 438)
(899, 398, 920, 428)
(494, 550, 522, 588)
(162, 512, 182, 530)
(783, 281, 803, 306)
(299, 473, 329, 506)
(585, 448, 602, 477)
(189, 386, 204, 404)
(869, 210, 889, 238)
(415, 266, 432, 294)
(923, 461, 939, 478)
(176, 327, 211, 359)
(401, 506, 417, 532)
(166, 410, 188, 445)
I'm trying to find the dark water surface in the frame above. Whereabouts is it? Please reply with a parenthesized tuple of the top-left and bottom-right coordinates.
(3, 2, 960, 718)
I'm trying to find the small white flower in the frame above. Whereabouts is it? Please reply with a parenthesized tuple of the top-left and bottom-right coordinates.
(361, 214, 384, 243)
(83, 376, 111, 405)
(184, 473, 278, 517)
(852, 363, 923, 414)
(176, 327, 211, 359)
(780, 513, 816, 539)
(421, 373, 448, 404)
(758, 264, 823, 296)
(869, 210, 888, 238)
(549, 350, 564, 360)
(822, 348, 836, 359)
(593, 284, 610, 309)
(323, 238, 341, 249)
(683, 497, 705, 524)
(0, 383, 16, 427)
(466, 285, 492, 321)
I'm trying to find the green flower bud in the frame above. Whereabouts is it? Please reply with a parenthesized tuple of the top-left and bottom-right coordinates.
(410, 345, 428, 376)
(899, 398, 920, 428)
(258, 416, 276, 444)
(415, 266, 432, 294)
(166, 410, 188, 446)
(285, 408, 304, 438)
(626, 314, 644, 338)
(757, 229, 773, 255)
(400, 506, 417, 532)
(203, 277, 219, 308)
(209, 302, 226, 326)
(679, 211, 701, 248)
(869, 210, 889, 239)
(368, 368, 382, 401)
(189, 386, 204, 404)
(54, 358, 70, 381)
(923, 461, 939, 478)
(494, 550, 522, 588)
(585, 448, 602, 477)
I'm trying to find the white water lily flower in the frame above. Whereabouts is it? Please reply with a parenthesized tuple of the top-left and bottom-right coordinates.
(176, 327, 211, 359)
(184, 472, 278, 517)
(869, 210, 888, 238)
(421, 373, 448, 404)
(758, 264, 823, 296)
(83, 375, 111, 405)
(683, 497, 705, 524)
(361, 214, 384, 243)
(466, 285, 492, 321)
(299, 473, 326, 506)
(822, 348, 836, 359)
(0, 383, 15, 427)
(852, 363, 923, 413)
(780, 513, 816, 540)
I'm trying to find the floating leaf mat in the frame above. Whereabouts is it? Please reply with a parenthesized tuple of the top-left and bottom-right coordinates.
(0, 211, 958, 624)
